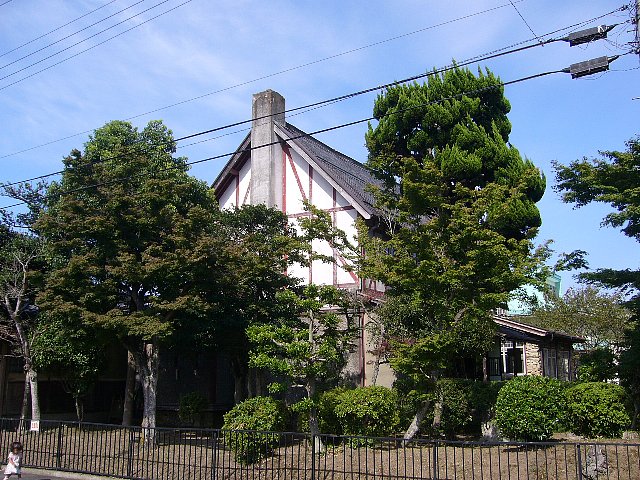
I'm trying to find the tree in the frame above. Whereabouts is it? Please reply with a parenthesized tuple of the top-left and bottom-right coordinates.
(247, 284, 358, 452)
(0, 230, 43, 423)
(523, 286, 633, 350)
(31, 313, 105, 421)
(214, 204, 307, 403)
(554, 136, 640, 306)
(360, 66, 547, 439)
(554, 135, 640, 429)
(0, 182, 47, 424)
(37, 120, 227, 438)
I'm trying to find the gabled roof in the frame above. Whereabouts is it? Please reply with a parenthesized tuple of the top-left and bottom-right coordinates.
(494, 315, 585, 344)
(212, 122, 381, 217)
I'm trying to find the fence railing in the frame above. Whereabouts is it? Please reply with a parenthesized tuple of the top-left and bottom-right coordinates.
(0, 418, 638, 480)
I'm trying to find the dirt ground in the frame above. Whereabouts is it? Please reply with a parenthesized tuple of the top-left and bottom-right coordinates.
(1, 425, 638, 480)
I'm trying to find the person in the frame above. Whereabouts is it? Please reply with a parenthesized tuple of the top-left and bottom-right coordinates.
(2, 442, 22, 480)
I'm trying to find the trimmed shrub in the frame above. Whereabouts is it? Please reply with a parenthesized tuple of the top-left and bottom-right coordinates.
(434, 379, 503, 437)
(222, 396, 286, 464)
(494, 376, 566, 441)
(334, 386, 400, 440)
(178, 392, 208, 425)
(318, 387, 348, 435)
(565, 382, 630, 438)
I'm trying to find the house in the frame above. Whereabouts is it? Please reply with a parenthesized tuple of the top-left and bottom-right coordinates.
(211, 89, 584, 391)
(487, 316, 583, 381)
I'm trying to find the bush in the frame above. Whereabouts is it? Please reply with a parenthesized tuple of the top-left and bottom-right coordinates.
(576, 348, 617, 383)
(178, 392, 208, 425)
(495, 376, 566, 441)
(565, 382, 630, 438)
(433, 379, 503, 437)
(318, 387, 348, 435)
(222, 396, 286, 464)
(333, 386, 400, 441)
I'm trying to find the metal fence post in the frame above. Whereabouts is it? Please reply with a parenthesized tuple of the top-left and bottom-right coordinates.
(55, 422, 63, 470)
(127, 427, 135, 480)
(576, 443, 583, 480)
(311, 434, 316, 480)
(432, 440, 438, 480)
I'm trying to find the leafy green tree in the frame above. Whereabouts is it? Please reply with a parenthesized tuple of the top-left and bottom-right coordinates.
(554, 137, 640, 306)
(247, 284, 358, 451)
(214, 204, 307, 403)
(523, 286, 633, 350)
(31, 314, 104, 421)
(0, 230, 43, 422)
(554, 135, 640, 429)
(0, 182, 47, 424)
(37, 120, 227, 437)
(360, 66, 547, 439)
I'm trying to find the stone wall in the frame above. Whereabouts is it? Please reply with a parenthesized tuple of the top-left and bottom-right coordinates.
(525, 342, 542, 375)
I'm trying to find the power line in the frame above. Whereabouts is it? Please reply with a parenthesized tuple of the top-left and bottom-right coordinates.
(0, 0, 118, 59)
(0, 34, 568, 188)
(0, 0, 538, 156)
(0, 0, 168, 78)
(0, 0, 192, 91)
(0, 4, 626, 162)
(509, 0, 542, 43)
(0, 68, 570, 212)
(0, 1, 13, 7)
(1, 13, 632, 190)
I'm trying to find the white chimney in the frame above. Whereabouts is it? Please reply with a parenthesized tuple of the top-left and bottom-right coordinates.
(249, 90, 285, 208)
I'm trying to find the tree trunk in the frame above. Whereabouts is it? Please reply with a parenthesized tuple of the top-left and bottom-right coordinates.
(403, 401, 432, 442)
(138, 339, 159, 444)
(306, 378, 324, 453)
(26, 367, 40, 422)
(432, 391, 444, 434)
(19, 374, 30, 428)
(230, 354, 247, 404)
(75, 397, 84, 423)
(632, 399, 639, 430)
(482, 357, 488, 383)
(122, 350, 136, 426)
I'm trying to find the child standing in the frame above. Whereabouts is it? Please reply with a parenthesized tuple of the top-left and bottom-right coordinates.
(3, 442, 22, 480)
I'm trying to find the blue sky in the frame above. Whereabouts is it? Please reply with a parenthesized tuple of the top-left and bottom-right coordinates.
(0, 0, 638, 292)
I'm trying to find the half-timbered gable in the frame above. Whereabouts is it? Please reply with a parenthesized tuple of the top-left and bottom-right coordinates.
(213, 90, 381, 291)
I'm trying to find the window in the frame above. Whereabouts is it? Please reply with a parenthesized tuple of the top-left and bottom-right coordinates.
(501, 339, 525, 376)
(558, 351, 570, 381)
(543, 348, 557, 378)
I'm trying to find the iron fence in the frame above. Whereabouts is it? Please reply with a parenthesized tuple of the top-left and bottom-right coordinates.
(0, 418, 638, 480)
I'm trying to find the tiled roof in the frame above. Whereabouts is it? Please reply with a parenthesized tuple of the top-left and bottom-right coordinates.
(278, 123, 381, 216)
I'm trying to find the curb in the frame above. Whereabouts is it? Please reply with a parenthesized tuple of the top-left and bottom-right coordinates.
(22, 468, 118, 480)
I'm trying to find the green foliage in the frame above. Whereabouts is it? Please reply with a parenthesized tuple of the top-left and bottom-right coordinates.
(31, 313, 104, 414)
(576, 348, 617, 383)
(495, 376, 566, 441)
(360, 67, 548, 428)
(333, 386, 400, 440)
(553, 136, 640, 311)
(525, 287, 633, 350)
(317, 387, 348, 436)
(619, 326, 640, 428)
(178, 392, 208, 425)
(565, 382, 630, 438)
(432, 379, 503, 437)
(222, 396, 286, 464)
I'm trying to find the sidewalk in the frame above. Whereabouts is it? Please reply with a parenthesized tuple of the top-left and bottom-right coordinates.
(20, 469, 114, 480)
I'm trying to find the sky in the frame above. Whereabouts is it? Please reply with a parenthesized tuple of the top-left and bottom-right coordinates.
(0, 0, 638, 292)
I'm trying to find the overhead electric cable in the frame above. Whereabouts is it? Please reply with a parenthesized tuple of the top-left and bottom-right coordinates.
(0, 0, 192, 91)
(0, 0, 118, 59)
(509, 0, 543, 43)
(0, 1, 13, 7)
(0, 5, 626, 164)
(0, 0, 168, 76)
(0, 68, 568, 212)
(0, 35, 573, 188)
